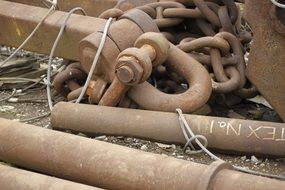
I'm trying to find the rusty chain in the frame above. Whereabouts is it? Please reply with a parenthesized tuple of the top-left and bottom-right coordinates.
(56, 0, 257, 110)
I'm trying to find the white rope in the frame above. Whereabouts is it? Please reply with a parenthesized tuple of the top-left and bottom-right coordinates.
(271, 0, 285, 8)
(176, 108, 285, 180)
(46, 7, 87, 111)
(75, 17, 113, 103)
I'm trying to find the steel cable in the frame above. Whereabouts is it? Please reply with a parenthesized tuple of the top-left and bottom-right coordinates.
(271, 0, 285, 8)
(45, 7, 87, 110)
(176, 108, 285, 180)
(0, 88, 17, 102)
(75, 17, 113, 103)
(0, 1, 57, 68)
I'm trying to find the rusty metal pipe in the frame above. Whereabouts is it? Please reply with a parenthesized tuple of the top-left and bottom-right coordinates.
(51, 102, 285, 157)
(0, 164, 104, 190)
(0, 118, 284, 190)
(128, 44, 212, 113)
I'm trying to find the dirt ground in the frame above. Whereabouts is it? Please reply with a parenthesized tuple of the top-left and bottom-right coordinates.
(0, 49, 285, 179)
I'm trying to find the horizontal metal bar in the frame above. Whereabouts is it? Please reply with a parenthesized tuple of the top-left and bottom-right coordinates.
(4, 0, 118, 16)
(0, 1, 107, 60)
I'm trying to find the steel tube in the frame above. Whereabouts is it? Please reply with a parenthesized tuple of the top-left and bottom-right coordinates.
(0, 1, 107, 60)
(51, 102, 285, 157)
(0, 118, 284, 190)
(0, 164, 104, 190)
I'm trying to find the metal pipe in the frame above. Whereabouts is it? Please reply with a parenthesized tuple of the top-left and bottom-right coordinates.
(0, 118, 284, 190)
(0, 164, 104, 190)
(51, 102, 285, 157)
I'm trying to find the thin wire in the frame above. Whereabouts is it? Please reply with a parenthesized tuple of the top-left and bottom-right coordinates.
(19, 112, 51, 123)
(0, 77, 45, 83)
(8, 98, 47, 103)
(22, 75, 46, 92)
(0, 3, 56, 68)
(271, 0, 285, 8)
(46, 7, 87, 110)
(75, 17, 113, 103)
(176, 109, 221, 160)
(0, 89, 17, 102)
(176, 108, 285, 180)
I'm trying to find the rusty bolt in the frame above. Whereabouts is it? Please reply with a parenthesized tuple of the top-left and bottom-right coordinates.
(115, 55, 144, 85)
(116, 65, 135, 84)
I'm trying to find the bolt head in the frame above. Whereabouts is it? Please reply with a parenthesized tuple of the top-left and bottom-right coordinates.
(115, 56, 143, 85)
(116, 65, 135, 84)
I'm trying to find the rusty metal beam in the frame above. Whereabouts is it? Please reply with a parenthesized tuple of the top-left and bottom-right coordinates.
(0, 1, 107, 61)
(51, 102, 285, 157)
(245, 0, 285, 121)
(4, 0, 160, 16)
(0, 164, 105, 190)
(4, 0, 118, 17)
(0, 118, 284, 190)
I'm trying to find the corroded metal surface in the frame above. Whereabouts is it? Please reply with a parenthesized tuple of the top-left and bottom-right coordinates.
(0, 0, 253, 113)
(5, 0, 159, 16)
(0, 118, 284, 190)
(129, 44, 212, 113)
(0, 164, 104, 190)
(5, 0, 118, 16)
(52, 102, 285, 157)
(245, 0, 285, 121)
(0, 1, 107, 61)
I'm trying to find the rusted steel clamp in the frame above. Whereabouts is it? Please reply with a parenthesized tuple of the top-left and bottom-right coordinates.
(79, 9, 159, 83)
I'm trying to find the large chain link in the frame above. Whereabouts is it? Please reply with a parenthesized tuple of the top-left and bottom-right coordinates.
(134, 0, 257, 99)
